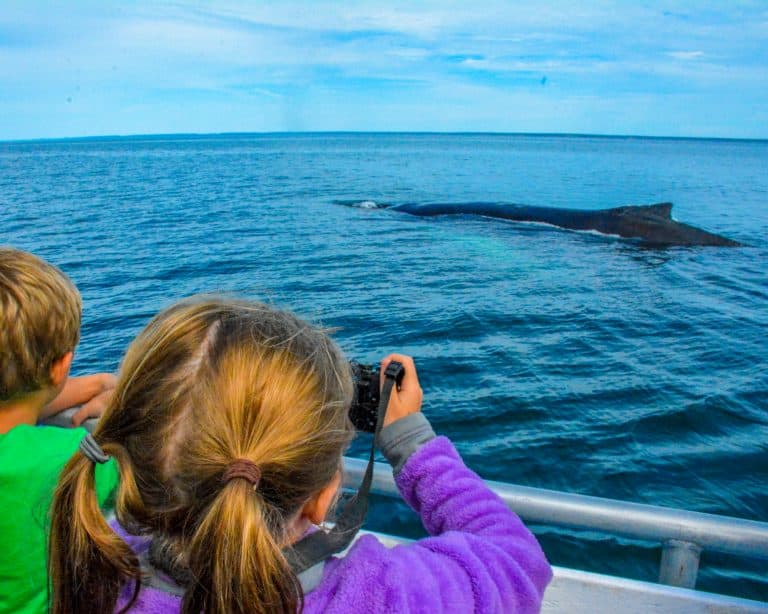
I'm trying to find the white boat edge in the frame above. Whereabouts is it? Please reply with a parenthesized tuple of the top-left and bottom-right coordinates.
(45, 410, 768, 612)
(366, 530, 768, 613)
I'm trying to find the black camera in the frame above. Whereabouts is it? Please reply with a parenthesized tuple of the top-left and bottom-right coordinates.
(349, 361, 404, 432)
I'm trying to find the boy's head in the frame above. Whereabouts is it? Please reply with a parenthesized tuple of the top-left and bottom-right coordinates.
(0, 247, 82, 403)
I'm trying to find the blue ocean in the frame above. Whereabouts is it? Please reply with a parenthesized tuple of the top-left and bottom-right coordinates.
(1, 133, 766, 598)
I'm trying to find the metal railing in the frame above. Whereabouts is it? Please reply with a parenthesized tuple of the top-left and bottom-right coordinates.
(47, 411, 767, 591)
(342, 457, 768, 590)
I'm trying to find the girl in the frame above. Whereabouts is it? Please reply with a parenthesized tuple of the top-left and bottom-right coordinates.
(49, 297, 551, 613)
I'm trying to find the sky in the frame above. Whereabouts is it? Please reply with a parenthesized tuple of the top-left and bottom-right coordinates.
(1, 1, 767, 140)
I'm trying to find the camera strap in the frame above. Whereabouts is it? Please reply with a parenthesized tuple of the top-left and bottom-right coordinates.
(284, 361, 403, 575)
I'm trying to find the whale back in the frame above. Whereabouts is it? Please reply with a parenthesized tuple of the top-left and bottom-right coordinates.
(337, 199, 741, 246)
(612, 202, 673, 219)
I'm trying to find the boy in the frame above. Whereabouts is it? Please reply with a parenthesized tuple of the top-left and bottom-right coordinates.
(0, 247, 119, 614)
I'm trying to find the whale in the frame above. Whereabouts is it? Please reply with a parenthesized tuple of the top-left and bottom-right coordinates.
(338, 200, 742, 247)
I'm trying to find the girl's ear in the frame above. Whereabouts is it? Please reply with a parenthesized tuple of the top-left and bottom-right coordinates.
(50, 351, 74, 387)
(301, 471, 342, 525)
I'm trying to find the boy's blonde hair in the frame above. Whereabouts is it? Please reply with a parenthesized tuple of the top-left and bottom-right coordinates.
(0, 247, 82, 402)
(49, 296, 354, 614)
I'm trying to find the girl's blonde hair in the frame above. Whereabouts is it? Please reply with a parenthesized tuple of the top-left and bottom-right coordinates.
(48, 297, 354, 614)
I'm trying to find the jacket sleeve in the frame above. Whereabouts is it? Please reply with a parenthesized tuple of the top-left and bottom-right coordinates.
(339, 414, 552, 613)
(392, 430, 552, 612)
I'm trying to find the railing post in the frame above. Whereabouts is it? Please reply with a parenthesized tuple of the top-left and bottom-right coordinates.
(659, 539, 702, 589)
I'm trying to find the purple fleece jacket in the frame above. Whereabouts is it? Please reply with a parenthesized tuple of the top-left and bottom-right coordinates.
(116, 434, 551, 613)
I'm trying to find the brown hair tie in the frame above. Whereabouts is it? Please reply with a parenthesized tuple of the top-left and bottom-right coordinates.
(222, 458, 262, 489)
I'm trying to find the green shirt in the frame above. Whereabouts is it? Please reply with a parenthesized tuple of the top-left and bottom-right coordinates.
(0, 425, 119, 614)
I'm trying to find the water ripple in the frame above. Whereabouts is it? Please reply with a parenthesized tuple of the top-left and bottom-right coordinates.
(2, 133, 766, 599)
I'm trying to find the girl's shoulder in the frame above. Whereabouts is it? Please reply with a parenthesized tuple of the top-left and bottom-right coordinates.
(117, 583, 181, 614)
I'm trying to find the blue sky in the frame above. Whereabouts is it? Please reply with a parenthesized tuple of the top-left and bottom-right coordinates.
(1, 1, 766, 139)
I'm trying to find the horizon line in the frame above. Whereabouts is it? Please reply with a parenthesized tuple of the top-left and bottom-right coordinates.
(2, 130, 767, 145)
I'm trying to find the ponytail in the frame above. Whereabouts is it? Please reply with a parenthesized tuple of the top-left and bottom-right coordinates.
(48, 298, 354, 613)
(48, 441, 142, 614)
(184, 480, 301, 614)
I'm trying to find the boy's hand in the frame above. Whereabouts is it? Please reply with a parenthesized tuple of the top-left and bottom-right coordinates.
(70, 388, 114, 426)
(43, 373, 117, 422)
(380, 354, 423, 427)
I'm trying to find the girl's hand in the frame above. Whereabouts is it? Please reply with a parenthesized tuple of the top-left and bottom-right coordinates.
(379, 354, 423, 427)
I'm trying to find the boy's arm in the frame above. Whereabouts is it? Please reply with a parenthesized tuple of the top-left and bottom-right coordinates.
(41, 374, 117, 424)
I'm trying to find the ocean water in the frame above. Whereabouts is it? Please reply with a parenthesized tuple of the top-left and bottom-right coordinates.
(1, 133, 766, 599)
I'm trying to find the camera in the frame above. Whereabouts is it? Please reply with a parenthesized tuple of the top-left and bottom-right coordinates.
(349, 361, 404, 432)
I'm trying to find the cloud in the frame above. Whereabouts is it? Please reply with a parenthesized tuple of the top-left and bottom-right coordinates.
(667, 51, 705, 60)
(0, 1, 766, 139)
